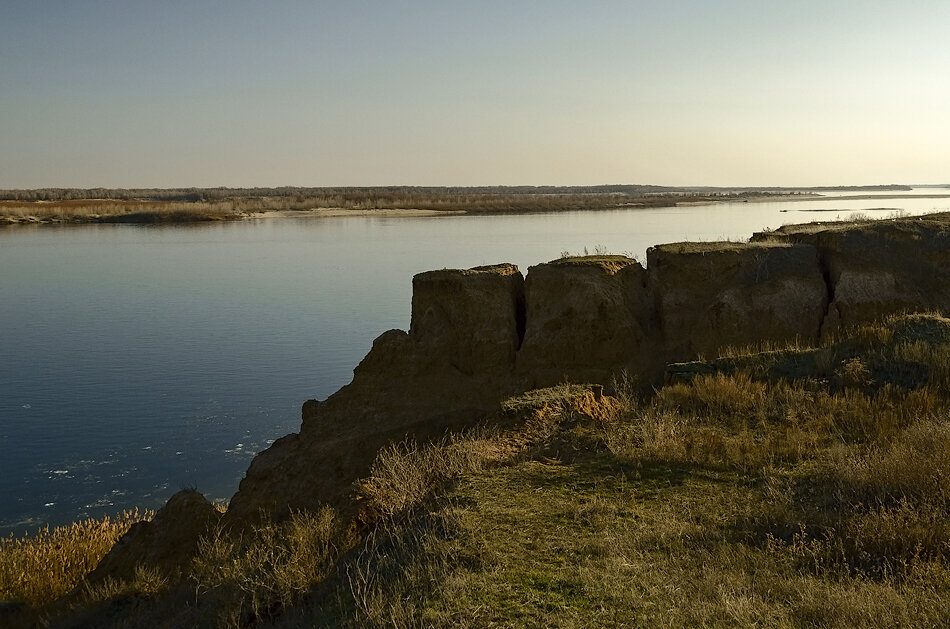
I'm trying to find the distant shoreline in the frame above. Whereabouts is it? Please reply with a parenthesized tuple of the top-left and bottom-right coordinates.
(776, 193, 950, 202)
(3, 190, 949, 226)
(0, 193, 804, 226)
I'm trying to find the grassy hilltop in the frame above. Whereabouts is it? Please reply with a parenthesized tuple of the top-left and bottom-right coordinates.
(3, 313, 950, 627)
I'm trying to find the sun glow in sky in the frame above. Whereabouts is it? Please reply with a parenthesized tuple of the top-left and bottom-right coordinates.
(1, 0, 948, 188)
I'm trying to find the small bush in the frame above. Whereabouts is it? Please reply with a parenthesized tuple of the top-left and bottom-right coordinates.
(834, 420, 950, 509)
(192, 508, 344, 625)
(356, 428, 505, 517)
(656, 372, 766, 425)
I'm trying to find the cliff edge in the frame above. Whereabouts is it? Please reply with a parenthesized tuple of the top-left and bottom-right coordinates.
(88, 212, 950, 581)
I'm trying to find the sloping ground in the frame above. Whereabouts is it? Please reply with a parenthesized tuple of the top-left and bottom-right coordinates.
(667, 313, 950, 394)
(84, 211, 944, 577)
(9, 315, 950, 627)
(288, 315, 950, 627)
(302, 446, 950, 628)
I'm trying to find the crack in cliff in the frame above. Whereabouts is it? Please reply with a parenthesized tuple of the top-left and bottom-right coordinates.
(514, 279, 526, 350)
(815, 245, 837, 340)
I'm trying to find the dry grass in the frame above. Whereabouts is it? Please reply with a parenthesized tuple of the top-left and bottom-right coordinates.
(327, 391, 950, 627)
(356, 427, 511, 518)
(652, 240, 793, 255)
(188, 508, 348, 627)
(275, 327, 950, 626)
(290, 411, 950, 627)
(550, 252, 640, 271)
(0, 509, 151, 606)
(835, 419, 950, 509)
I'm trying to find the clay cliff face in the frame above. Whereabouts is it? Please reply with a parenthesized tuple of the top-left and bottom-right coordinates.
(410, 264, 525, 375)
(516, 256, 651, 389)
(647, 242, 827, 361)
(90, 213, 950, 581)
(752, 215, 950, 338)
(223, 264, 525, 526)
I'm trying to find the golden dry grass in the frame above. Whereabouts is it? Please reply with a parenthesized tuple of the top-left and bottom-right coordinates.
(188, 508, 348, 627)
(356, 427, 509, 518)
(0, 509, 151, 606)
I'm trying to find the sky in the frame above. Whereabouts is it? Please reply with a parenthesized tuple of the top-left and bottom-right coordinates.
(1, 1, 948, 188)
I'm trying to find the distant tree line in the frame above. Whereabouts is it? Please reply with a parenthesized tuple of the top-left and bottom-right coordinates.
(0, 185, 693, 203)
(0, 183, 917, 204)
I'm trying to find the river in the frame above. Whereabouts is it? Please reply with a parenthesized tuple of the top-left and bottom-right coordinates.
(2, 189, 948, 535)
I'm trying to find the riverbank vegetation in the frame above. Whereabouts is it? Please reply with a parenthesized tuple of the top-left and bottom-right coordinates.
(0, 186, 804, 225)
(0, 510, 151, 609)
(4, 314, 950, 627)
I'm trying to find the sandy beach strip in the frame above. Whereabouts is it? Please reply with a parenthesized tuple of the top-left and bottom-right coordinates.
(242, 208, 467, 220)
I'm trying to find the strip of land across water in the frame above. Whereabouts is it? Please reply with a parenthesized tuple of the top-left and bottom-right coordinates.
(2, 184, 944, 225)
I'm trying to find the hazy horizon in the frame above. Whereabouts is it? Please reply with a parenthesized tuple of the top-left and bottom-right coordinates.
(2, 183, 948, 193)
(2, 1, 948, 189)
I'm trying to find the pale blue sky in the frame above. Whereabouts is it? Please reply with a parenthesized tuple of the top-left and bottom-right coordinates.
(1, 1, 948, 187)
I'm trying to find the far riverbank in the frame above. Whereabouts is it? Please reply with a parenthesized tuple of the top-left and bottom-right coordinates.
(0, 191, 814, 225)
(4, 184, 947, 226)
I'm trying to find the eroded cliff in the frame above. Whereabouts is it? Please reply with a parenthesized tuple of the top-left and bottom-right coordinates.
(90, 212, 950, 580)
(226, 212, 950, 523)
(647, 241, 827, 360)
(751, 214, 950, 337)
(223, 264, 525, 526)
(516, 255, 651, 389)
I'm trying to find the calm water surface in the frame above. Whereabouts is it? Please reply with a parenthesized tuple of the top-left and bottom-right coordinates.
(2, 190, 948, 535)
